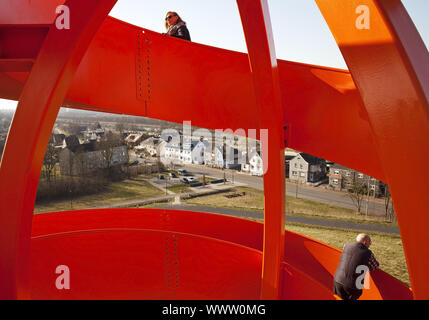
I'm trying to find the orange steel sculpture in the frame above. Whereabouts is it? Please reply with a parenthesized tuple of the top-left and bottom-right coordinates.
(0, 0, 428, 299)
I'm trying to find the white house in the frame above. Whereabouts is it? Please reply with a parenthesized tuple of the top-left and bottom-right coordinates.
(211, 144, 243, 169)
(161, 143, 183, 165)
(248, 150, 263, 176)
(191, 139, 210, 165)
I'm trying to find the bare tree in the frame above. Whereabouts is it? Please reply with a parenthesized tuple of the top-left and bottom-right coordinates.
(97, 131, 123, 177)
(43, 143, 59, 183)
(115, 122, 125, 136)
(383, 183, 395, 222)
(67, 123, 85, 136)
(347, 176, 367, 214)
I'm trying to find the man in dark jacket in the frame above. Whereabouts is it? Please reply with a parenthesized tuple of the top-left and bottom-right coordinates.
(333, 233, 379, 300)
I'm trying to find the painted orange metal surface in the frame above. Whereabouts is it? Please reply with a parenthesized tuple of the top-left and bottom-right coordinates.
(316, 0, 429, 300)
(1, 17, 385, 180)
(28, 209, 410, 299)
(0, 0, 428, 299)
(0, 0, 118, 299)
(236, 0, 285, 299)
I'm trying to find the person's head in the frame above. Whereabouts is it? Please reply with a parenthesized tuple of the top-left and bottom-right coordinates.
(164, 11, 183, 29)
(356, 233, 372, 248)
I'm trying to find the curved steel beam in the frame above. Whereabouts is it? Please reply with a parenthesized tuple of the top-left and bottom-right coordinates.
(316, 0, 429, 299)
(0, 0, 117, 299)
(237, 0, 285, 299)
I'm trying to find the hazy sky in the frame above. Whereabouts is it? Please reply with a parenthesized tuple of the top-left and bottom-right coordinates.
(1, 0, 428, 110)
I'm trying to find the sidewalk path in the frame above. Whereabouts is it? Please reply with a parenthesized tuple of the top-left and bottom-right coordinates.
(152, 204, 400, 235)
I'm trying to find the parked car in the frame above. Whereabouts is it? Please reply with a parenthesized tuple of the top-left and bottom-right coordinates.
(158, 175, 165, 180)
(186, 177, 196, 183)
(178, 169, 190, 176)
(180, 177, 189, 184)
(169, 172, 177, 178)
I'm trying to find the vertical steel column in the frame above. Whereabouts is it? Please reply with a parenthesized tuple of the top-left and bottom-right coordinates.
(0, 0, 117, 299)
(316, 0, 429, 299)
(237, 0, 286, 299)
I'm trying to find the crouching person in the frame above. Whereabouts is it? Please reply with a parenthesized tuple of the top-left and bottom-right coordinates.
(333, 233, 379, 300)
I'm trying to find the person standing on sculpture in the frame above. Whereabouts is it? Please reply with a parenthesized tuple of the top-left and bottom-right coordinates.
(164, 11, 191, 41)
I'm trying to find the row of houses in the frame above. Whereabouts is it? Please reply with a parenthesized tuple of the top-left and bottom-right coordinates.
(135, 135, 252, 171)
(129, 132, 386, 198)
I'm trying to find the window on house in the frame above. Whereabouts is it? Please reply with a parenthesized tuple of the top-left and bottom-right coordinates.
(300, 172, 305, 177)
(300, 164, 303, 169)
(292, 171, 298, 176)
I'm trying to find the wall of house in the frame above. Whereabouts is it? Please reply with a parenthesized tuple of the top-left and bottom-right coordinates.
(289, 156, 308, 183)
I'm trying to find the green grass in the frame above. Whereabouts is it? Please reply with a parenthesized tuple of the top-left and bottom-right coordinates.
(167, 183, 191, 194)
(184, 186, 396, 226)
(184, 186, 264, 212)
(34, 178, 164, 213)
(197, 176, 216, 184)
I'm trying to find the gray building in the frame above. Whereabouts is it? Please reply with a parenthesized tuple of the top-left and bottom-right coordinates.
(289, 153, 326, 183)
(59, 145, 128, 176)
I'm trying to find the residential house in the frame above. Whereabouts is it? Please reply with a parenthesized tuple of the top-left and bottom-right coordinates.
(124, 133, 143, 147)
(59, 136, 128, 176)
(211, 144, 243, 170)
(161, 140, 184, 165)
(285, 149, 299, 178)
(50, 133, 66, 148)
(248, 149, 263, 176)
(328, 163, 384, 197)
(289, 153, 326, 183)
(135, 137, 166, 157)
(190, 139, 210, 165)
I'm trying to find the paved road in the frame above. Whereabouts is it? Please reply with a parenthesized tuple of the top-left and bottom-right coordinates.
(181, 164, 387, 216)
(155, 204, 399, 235)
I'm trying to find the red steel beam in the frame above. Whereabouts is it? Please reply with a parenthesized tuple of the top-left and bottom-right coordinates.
(0, 0, 117, 299)
(237, 0, 286, 299)
(0, 17, 385, 182)
(316, 0, 429, 299)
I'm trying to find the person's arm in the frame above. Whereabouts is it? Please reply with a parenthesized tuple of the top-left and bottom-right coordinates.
(368, 252, 379, 271)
